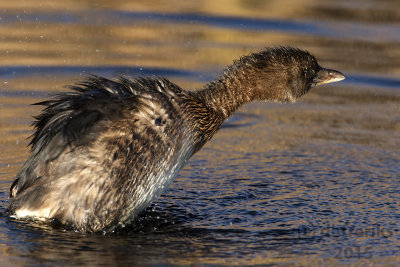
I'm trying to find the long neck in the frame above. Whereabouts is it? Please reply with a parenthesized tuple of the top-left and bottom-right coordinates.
(186, 62, 288, 154)
(193, 69, 257, 120)
(193, 63, 290, 120)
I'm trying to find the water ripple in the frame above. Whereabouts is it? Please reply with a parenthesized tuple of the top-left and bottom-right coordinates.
(1, 10, 400, 42)
(0, 65, 203, 80)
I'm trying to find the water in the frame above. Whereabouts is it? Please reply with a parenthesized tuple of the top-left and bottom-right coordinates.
(0, 0, 399, 266)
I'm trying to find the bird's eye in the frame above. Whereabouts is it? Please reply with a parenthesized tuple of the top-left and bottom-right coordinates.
(304, 67, 315, 78)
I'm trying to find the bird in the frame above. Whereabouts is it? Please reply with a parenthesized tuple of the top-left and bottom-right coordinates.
(6, 47, 345, 233)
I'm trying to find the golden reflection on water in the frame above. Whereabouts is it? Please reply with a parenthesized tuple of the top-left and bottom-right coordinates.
(1, 0, 399, 75)
(0, 19, 299, 69)
(0, 0, 400, 266)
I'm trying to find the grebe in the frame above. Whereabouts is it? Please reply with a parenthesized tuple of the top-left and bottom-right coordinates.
(7, 47, 345, 232)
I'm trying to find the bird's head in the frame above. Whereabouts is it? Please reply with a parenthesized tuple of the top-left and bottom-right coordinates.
(233, 47, 345, 102)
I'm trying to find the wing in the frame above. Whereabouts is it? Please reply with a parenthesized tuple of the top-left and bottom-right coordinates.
(9, 75, 186, 199)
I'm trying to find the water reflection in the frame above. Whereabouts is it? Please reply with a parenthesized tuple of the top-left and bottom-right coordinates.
(0, 0, 400, 266)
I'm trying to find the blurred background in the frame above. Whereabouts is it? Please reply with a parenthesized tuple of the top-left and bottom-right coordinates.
(0, 0, 399, 266)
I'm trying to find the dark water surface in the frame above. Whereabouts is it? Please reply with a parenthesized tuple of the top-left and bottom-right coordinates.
(0, 1, 399, 266)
